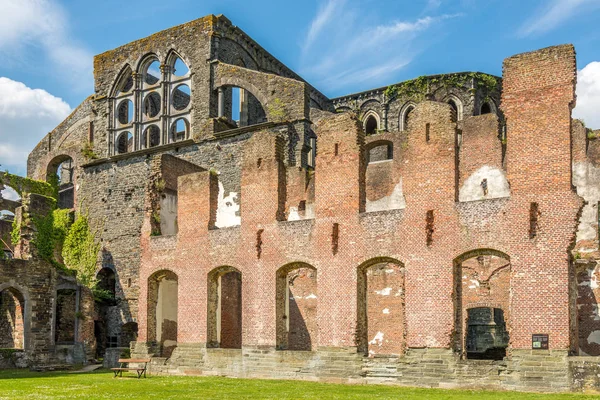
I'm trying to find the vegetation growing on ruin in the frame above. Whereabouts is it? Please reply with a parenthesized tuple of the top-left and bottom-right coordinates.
(62, 213, 101, 288)
(383, 73, 500, 101)
(267, 98, 287, 122)
(81, 141, 99, 160)
(0, 172, 57, 199)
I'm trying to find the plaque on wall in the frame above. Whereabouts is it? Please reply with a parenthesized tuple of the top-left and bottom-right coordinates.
(532, 334, 549, 349)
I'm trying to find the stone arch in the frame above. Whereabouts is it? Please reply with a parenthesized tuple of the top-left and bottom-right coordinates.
(356, 257, 406, 356)
(0, 284, 28, 350)
(215, 78, 269, 113)
(165, 49, 191, 74)
(110, 64, 134, 97)
(276, 262, 317, 351)
(206, 266, 242, 349)
(96, 267, 116, 299)
(453, 249, 511, 359)
(335, 106, 352, 113)
(215, 78, 268, 127)
(399, 102, 417, 131)
(443, 94, 463, 121)
(362, 110, 380, 135)
(46, 154, 75, 209)
(479, 100, 497, 115)
(147, 269, 178, 357)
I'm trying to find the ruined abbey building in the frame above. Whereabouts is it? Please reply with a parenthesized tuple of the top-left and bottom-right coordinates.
(1, 13, 600, 392)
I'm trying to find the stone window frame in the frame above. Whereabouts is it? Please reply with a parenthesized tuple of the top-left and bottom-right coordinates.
(399, 102, 417, 132)
(109, 51, 192, 156)
(443, 94, 463, 121)
(362, 110, 381, 135)
(479, 99, 497, 116)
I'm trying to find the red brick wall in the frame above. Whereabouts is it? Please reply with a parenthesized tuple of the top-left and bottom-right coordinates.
(135, 45, 581, 356)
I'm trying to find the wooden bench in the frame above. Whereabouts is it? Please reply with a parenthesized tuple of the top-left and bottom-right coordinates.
(111, 358, 150, 378)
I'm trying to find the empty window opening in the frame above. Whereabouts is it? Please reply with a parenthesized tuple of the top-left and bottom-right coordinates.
(171, 118, 189, 143)
(332, 223, 339, 255)
(47, 156, 75, 209)
(88, 122, 94, 143)
(147, 270, 178, 357)
(426, 123, 431, 142)
(116, 132, 133, 154)
(55, 289, 77, 343)
(466, 307, 509, 360)
(448, 100, 458, 122)
(0, 288, 25, 349)
(207, 267, 242, 349)
(143, 92, 161, 119)
(142, 125, 160, 149)
(231, 87, 241, 123)
(96, 268, 116, 299)
(365, 115, 378, 135)
(367, 142, 393, 164)
(402, 105, 415, 131)
(307, 135, 317, 168)
(480, 102, 492, 115)
(116, 71, 134, 95)
(529, 202, 540, 239)
(357, 260, 405, 356)
(276, 264, 317, 351)
(426, 210, 434, 246)
(144, 60, 161, 86)
(172, 84, 190, 111)
(117, 99, 134, 125)
(172, 57, 189, 77)
(218, 86, 266, 127)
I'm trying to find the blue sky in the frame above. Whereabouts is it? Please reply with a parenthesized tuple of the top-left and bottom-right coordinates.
(1, 0, 600, 176)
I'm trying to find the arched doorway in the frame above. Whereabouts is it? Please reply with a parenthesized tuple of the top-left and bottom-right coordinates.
(147, 270, 178, 357)
(207, 266, 242, 349)
(357, 257, 405, 356)
(276, 263, 317, 351)
(454, 250, 511, 360)
(0, 287, 25, 349)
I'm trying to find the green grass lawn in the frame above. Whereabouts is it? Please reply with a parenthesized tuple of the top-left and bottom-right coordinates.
(0, 369, 598, 400)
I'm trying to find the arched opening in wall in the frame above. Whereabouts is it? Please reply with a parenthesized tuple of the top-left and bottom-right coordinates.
(172, 57, 189, 77)
(0, 287, 25, 349)
(366, 141, 393, 164)
(143, 60, 161, 87)
(207, 266, 242, 349)
(120, 322, 138, 348)
(1, 185, 20, 257)
(276, 263, 317, 351)
(143, 92, 161, 120)
(448, 100, 458, 122)
(147, 270, 178, 357)
(453, 250, 511, 360)
(115, 69, 133, 96)
(401, 105, 415, 131)
(480, 102, 492, 115)
(96, 268, 116, 299)
(364, 114, 379, 135)
(142, 125, 161, 149)
(218, 85, 267, 128)
(170, 118, 189, 143)
(357, 258, 405, 356)
(116, 132, 133, 154)
(55, 288, 77, 343)
(171, 84, 190, 111)
(47, 155, 75, 209)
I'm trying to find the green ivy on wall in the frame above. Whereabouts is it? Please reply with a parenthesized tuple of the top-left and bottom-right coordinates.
(62, 213, 101, 288)
(0, 172, 57, 199)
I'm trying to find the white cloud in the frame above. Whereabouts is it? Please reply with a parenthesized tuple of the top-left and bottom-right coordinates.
(0, 77, 71, 175)
(518, 0, 600, 37)
(0, 0, 92, 92)
(300, 0, 462, 93)
(573, 61, 600, 129)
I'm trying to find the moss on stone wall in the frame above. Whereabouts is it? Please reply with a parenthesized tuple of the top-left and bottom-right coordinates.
(0, 172, 57, 199)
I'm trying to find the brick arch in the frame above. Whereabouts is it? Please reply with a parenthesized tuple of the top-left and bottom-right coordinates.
(276, 262, 317, 351)
(207, 266, 242, 349)
(356, 257, 406, 355)
(453, 248, 510, 266)
(452, 249, 511, 358)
